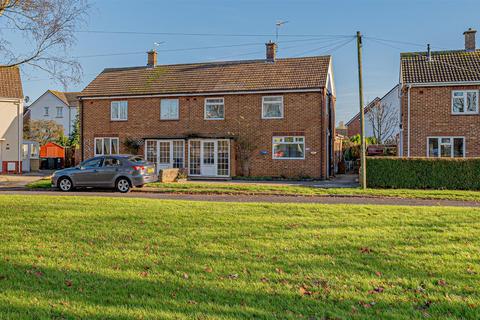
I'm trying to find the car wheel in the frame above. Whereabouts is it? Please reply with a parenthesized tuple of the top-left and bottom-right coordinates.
(58, 177, 73, 192)
(116, 178, 131, 193)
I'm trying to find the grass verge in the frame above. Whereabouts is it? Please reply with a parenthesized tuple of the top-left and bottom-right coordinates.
(0, 195, 479, 319)
(145, 181, 480, 202)
(27, 178, 480, 202)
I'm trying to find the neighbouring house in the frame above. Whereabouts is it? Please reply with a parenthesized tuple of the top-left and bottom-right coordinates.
(79, 42, 336, 179)
(346, 85, 401, 145)
(27, 90, 79, 137)
(345, 97, 381, 137)
(400, 28, 480, 158)
(0, 66, 24, 174)
(336, 121, 348, 136)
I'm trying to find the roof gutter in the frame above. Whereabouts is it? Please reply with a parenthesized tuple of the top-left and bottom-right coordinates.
(78, 88, 323, 100)
(404, 81, 480, 87)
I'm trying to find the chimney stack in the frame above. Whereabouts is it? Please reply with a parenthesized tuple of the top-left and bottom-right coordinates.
(147, 50, 157, 67)
(464, 28, 477, 51)
(266, 41, 277, 62)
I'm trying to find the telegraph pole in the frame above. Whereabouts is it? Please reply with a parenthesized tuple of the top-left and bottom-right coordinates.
(356, 31, 367, 189)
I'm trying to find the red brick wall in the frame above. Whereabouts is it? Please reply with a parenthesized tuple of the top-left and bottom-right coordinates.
(346, 116, 360, 137)
(81, 92, 330, 179)
(401, 85, 480, 157)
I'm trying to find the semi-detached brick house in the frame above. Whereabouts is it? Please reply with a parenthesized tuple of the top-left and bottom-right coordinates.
(79, 43, 336, 179)
(400, 28, 480, 158)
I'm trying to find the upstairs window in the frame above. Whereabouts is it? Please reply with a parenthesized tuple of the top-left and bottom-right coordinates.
(204, 98, 224, 120)
(272, 136, 305, 159)
(111, 101, 128, 121)
(262, 96, 284, 119)
(452, 90, 478, 114)
(428, 137, 465, 158)
(160, 99, 179, 120)
(56, 106, 63, 118)
(44, 107, 49, 116)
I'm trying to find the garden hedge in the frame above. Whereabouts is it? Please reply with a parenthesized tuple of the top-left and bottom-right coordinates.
(366, 157, 480, 190)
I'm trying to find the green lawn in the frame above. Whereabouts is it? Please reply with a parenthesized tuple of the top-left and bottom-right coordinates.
(29, 178, 480, 202)
(0, 195, 479, 319)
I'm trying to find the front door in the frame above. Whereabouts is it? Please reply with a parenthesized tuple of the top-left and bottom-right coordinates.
(22, 144, 30, 172)
(188, 139, 230, 177)
(201, 141, 216, 176)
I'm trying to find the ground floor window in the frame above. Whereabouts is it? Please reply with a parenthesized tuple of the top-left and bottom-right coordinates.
(145, 140, 185, 172)
(94, 137, 119, 156)
(427, 137, 465, 158)
(272, 136, 305, 159)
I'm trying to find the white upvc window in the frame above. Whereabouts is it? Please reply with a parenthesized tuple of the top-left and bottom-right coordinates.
(262, 96, 284, 119)
(44, 107, 49, 116)
(452, 90, 478, 114)
(56, 106, 63, 118)
(111, 101, 128, 121)
(427, 136, 465, 158)
(272, 136, 305, 159)
(204, 98, 224, 120)
(94, 137, 119, 156)
(160, 99, 179, 120)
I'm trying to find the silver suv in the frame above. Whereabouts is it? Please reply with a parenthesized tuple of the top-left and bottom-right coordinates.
(52, 155, 158, 193)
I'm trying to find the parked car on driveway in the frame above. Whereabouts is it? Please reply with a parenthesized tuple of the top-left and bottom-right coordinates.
(51, 155, 158, 193)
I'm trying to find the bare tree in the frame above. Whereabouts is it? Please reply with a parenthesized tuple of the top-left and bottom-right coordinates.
(0, 0, 90, 86)
(366, 101, 399, 144)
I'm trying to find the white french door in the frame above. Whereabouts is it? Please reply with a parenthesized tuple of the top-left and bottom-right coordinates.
(145, 140, 185, 173)
(188, 139, 230, 177)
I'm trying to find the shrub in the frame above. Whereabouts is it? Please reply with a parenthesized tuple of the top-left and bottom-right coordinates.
(366, 157, 480, 190)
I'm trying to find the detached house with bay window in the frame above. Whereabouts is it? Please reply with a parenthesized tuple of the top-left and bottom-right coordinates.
(79, 42, 336, 179)
(400, 28, 480, 158)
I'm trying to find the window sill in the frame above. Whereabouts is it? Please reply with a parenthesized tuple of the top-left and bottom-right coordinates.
(451, 112, 479, 115)
(262, 117, 284, 120)
(160, 119, 180, 121)
(110, 119, 128, 122)
(273, 157, 306, 160)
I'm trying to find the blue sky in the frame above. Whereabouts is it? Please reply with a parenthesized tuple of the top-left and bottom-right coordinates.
(15, 0, 480, 124)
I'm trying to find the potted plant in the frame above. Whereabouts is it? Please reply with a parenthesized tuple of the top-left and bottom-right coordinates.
(176, 169, 188, 182)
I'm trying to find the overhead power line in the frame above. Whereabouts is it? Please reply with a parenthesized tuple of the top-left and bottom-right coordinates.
(0, 27, 352, 38)
(71, 38, 348, 59)
(292, 37, 355, 57)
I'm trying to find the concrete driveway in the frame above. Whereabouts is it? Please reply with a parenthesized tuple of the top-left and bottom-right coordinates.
(0, 171, 52, 188)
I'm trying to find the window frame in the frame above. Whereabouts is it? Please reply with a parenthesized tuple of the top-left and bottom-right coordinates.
(56, 106, 63, 118)
(272, 136, 306, 160)
(451, 90, 479, 115)
(94, 137, 120, 156)
(110, 101, 128, 121)
(262, 96, 284, 119)
(426, 136, 465, 158)
(44, 106, 49, 116)
(160, 99, 180, 120)
(204, 97, 225, 120)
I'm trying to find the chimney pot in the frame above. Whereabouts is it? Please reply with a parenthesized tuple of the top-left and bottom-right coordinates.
(463, 28, 477, 51)
(265, 41, 277, 62)
(147, 50, 157, 67)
